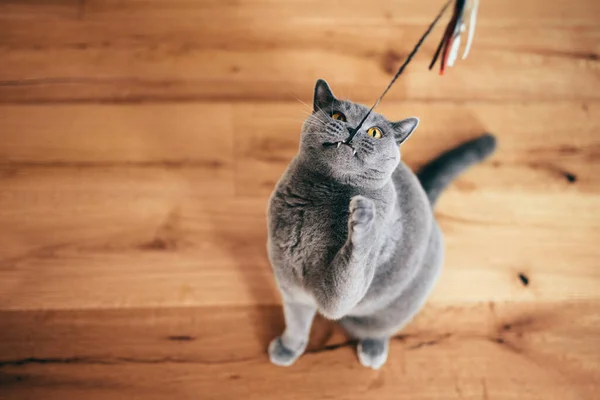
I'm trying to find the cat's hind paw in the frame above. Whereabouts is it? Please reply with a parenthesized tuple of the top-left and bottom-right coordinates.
(357, 338, 389, 370)
(268, 337, 304, 367)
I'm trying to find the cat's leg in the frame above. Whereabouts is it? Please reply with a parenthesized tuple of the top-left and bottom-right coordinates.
(306, 196, 379, 320)
(340, 315, 392, 369)
(268, 300, 316, 367)
(339, 285, 435, 370)
(342, 223, 445, 369)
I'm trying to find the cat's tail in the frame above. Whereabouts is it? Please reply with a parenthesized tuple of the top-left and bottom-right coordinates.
(417, 133, 497, 206)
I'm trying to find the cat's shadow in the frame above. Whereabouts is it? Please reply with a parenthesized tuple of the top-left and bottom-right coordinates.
(204, 199, 283, 350)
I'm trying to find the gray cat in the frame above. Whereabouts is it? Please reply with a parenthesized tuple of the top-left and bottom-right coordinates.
(266, 79, 496, 369)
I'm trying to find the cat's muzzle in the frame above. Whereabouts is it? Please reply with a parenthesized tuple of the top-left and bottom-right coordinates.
(323, 141, 357, 156)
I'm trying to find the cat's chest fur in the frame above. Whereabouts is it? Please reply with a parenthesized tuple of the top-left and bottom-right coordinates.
(268, 181, 396, 286)
(269, 192, 353, 273)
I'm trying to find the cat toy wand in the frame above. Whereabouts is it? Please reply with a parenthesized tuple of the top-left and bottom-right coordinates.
(347, 0, 479, 140)
(429, 0, 479, 74)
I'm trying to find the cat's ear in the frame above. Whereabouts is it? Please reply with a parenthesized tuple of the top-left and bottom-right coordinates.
(313, 79, 336, 112)
(391, 117, 419, 145)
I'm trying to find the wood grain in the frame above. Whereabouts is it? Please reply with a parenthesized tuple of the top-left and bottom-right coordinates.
(0, 303, 598, 399)
(0, 0, 599, 398)
(1, 1, 599, 103)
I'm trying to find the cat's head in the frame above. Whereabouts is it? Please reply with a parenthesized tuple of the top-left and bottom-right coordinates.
(298, 79, 419, 189)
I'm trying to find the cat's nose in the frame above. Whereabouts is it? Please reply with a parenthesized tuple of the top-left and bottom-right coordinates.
(345, 127, 357, 143)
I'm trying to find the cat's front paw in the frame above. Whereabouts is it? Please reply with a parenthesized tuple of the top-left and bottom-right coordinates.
(349, 196, 375, 237)
(268, 337, 305, 367)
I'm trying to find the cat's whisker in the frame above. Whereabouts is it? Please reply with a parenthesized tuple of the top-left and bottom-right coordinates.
(303, 115, 327, 125)
(311, 113, 329, 124)
(294, 96, 314, 112)
(301, 120, 328, 130)
(303, 124, 326, 131)
(313, 105, 331, 121)
(299, 110, 328, 125)
(296, 101, 332, 126)
(308, 118, 327, 128)
(283, 115, 322, 124)
(296, 107, 328, 124)
(285, 117, 321, 126)
(292, 95, 330, 125)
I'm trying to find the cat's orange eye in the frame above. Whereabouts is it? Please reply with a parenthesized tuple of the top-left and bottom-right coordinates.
(331, 112, 346, 122)
(367, 127, 382, 139)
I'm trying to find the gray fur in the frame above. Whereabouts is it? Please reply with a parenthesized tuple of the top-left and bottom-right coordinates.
(267, 79, 496, 369)
(418, 134, 497, 205)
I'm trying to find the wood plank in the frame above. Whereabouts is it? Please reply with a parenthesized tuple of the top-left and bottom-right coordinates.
(1, 0, 598, 103)
(2, 13, 598, 55)
(3, 0, 598, 25)
(0, 104, 233, 163)
(0, 103, 234, 197)
(2, 302, 598, 366)
(0, 357, 592, 400)
(82, 0, 600, 24)
(1, 33, 596, 104)
(0, 0, 80, 20)
(0, 302, 598, 399)
(0, 196, 276, 309)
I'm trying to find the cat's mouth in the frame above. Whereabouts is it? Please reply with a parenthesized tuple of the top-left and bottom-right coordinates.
(323, 141, 357, 157)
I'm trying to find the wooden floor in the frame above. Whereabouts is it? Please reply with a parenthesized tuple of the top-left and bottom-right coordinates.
(1, 0, 599, 399)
